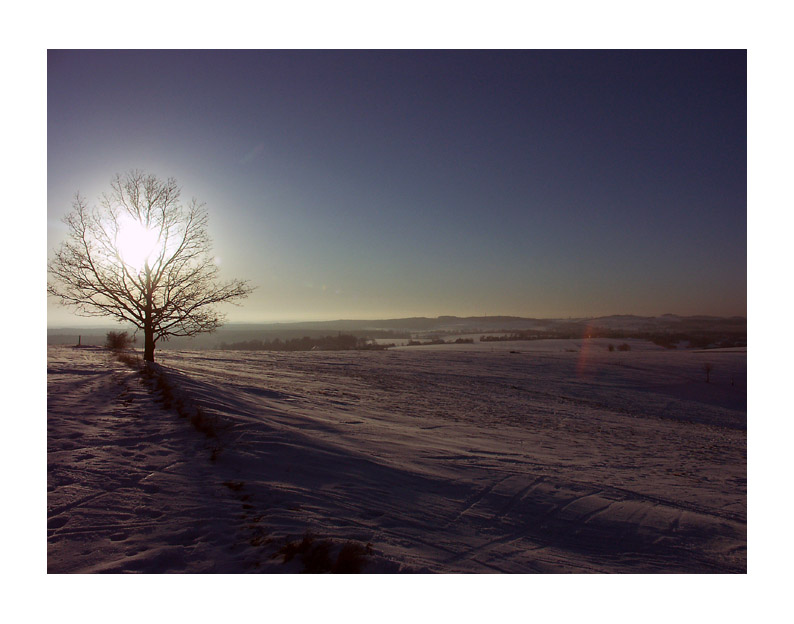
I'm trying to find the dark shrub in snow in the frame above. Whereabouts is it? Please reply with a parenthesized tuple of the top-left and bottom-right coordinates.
(105, 331, 134, 350)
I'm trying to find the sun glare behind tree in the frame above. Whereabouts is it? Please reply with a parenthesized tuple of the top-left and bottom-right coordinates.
(115, 214, 161, 273)
(48, 170, 253, 362)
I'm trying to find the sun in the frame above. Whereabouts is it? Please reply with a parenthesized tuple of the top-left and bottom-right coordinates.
(115, 214, 161, 272)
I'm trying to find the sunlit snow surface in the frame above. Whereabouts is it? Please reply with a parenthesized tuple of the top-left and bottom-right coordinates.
(48, 339, 746, 573)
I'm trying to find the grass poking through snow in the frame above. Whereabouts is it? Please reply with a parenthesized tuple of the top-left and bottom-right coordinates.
(113, 350, 222, 442)
(275, 532, 373, 573)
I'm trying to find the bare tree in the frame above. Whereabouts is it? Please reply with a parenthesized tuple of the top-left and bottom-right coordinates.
(48, 171, 253, 362)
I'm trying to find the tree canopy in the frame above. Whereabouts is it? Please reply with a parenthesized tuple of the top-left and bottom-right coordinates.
(48, 170, 253, 361)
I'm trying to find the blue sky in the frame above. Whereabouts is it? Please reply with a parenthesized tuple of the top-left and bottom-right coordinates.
(47, 50, 746, 325)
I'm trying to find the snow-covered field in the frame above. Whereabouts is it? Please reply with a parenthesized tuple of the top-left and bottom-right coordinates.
(47, 338, 746, 573)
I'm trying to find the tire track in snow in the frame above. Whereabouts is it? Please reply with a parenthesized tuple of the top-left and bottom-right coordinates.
(443, 475, 512, 528)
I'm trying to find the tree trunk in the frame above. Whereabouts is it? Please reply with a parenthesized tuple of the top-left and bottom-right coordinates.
(143, 319, 156, 362)
(143, 276, 156, 362)
(143, 310, 155, 362)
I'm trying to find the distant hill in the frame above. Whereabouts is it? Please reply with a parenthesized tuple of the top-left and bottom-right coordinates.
(48, 314, 746, 350)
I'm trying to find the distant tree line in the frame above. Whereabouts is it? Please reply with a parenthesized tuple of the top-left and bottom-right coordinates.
(478, 328, 745, 349)
(479, 331, 577, 342)
(219, 334, 392, 352)
(406, 337, 474, 346)
(480, 333, 547, 342)
(624, 332, 744, 349)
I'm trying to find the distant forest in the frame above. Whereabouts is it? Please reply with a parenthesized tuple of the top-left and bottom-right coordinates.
(219, 334, 391, 352)
(48, 314, 745, 351)
(479, 328, 745, 349)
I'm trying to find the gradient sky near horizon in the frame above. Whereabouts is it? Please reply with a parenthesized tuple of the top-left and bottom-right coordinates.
(47, 49, 746, 326)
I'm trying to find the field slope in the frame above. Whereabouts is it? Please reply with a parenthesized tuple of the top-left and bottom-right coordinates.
(48, 339, 746, 573)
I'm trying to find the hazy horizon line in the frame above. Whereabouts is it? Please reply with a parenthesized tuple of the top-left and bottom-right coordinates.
(47, 310, 748, 330)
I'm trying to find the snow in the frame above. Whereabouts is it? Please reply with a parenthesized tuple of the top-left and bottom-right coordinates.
(48, 338, 746, 573)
